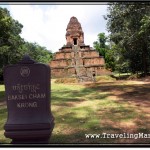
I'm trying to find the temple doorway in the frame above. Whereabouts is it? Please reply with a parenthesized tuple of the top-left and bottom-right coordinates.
(73, 38, 77, 45)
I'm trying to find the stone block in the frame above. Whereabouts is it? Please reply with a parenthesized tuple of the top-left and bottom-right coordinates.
(65, 53, 71, 59)
(68, 68, 76, 75)
(84, 57, 105, 66)
(55, 53, 65, 59)
(81, 51, 98, 58)
(52, 68, 67, 77)
(67, 59, 72, 66)
(76, 58, 83, 66)
(71, 52, 75, 58)
(59, 60, 68, 67)
(90, 51, 99, 57)
(50, 60, 60, 68)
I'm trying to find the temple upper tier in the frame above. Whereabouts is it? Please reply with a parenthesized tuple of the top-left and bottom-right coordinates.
(65, 16, 85, 46)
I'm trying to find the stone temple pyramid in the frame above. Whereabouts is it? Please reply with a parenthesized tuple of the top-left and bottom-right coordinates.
(49, 16, 110, 82)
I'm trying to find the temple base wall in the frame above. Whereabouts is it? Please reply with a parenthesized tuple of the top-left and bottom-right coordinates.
(49, 45, 111, 78)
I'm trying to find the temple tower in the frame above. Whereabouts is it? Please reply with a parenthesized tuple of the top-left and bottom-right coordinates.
(49, 16, 110, 81)
(66, 16, 85, 46)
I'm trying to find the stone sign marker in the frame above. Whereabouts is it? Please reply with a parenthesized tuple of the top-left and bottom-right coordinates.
(3, 55, 54, 144)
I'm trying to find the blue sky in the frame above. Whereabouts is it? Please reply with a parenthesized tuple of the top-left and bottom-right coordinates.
(0, 4, 108, 52)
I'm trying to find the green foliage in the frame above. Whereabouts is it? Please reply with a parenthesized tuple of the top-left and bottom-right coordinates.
(93, 33, 107, 58)
(21, 42, 53, 64)
(105, 2, 150, 75)
(0, 7, 53, 80)
(111, 44, 130, 73)
(0, 7, 24, 79)
(139, 15, 150, 34)
(105, 48, 116, 71)
(93, 33, 116, 71)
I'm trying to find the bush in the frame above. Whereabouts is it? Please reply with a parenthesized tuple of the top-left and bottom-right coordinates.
(96, 75, 116, 82)
(54, 78, 78, 84)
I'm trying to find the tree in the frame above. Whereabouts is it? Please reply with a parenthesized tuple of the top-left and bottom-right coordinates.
(0, 7, 53, 80)
(93, 33, 107, 58)
(0, 7, 24, 79)
(93, 33, 116, 71)
(22, 42, 53, 63)
(105, 2, 150, 76)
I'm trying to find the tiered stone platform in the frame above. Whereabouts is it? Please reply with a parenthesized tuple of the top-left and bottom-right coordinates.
(49, 16, 110, 81)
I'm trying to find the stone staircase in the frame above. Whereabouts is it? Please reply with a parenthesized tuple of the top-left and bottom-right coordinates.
(72, 45, 95, 82)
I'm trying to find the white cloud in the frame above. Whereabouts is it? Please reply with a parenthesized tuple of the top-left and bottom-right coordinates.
(8, 4, 108, 52)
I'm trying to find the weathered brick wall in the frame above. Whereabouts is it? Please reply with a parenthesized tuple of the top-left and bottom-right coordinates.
(49, 46, 109, 78)
(65, 53, 72, 59)
(83, 57, 105, 66)
(59, 60, 68, 67)
(67, 59, 72, 66)
(90, 51, 99, 57)
(71, 52, 75, 58)
(77, 58, 84, 66)
(81, 51, 99, 58)
(50, 59, 68, 67)
(55, 52, 73, 60)
(50, 60, 60, 68)
(51, 68, 65, 77)
(51, 67, 76, 78)
(51, 66, 111, 78)
(68, 68, 76, 75)
(55, 53, 65, 59)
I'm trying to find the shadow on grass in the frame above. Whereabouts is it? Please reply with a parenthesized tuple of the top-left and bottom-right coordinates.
(50, 106, 121, 144)
(50, 105, 150, 144)
(51, 98, 150, 144)
(85, 82, 150, 103)
(52, 93, 108, 105)
(52, 81, 150, 108)
(52, 87, 109, 105)
(1, 81, 150, 144)
(51, 81, 150, 144)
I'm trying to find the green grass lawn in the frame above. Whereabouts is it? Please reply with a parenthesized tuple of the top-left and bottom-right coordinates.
(0, 79, 150, 144)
